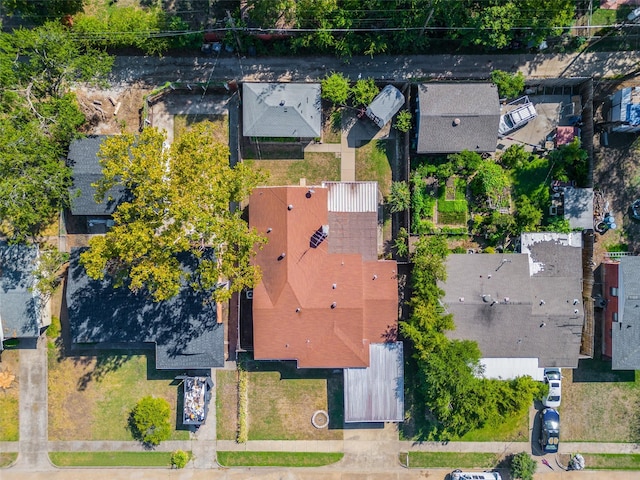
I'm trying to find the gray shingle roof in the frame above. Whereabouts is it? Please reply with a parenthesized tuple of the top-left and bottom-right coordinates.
(66, 249, 224, 370)
(613, 256, 640, 370)
(67, 136, 127, 216)
(0, 243, 40, 339)
(441, 238, 584, 368)
(417, 83, 500, 154)
(243, 83, 321, 138)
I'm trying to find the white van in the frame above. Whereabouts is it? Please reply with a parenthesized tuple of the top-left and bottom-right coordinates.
(450, 470, 502, 480)
(498, 96, 537, 136)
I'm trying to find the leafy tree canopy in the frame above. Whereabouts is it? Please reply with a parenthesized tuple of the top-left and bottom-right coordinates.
(80, 124, 266, 303)
(2, 0, 84, 22)
(351, 78, 379, 107)
(388, 181, 411, 213)
(491, 70, 526, 100)
(510, 452, 537, 480)
(394, 110, 412, 133)
(321, 72, 350, 105)
(130, 396, 171, 446)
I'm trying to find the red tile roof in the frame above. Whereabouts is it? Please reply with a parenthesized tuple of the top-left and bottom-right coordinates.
(249, 186, 398, 368)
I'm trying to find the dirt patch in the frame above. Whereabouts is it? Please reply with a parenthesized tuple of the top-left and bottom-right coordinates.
(75, 84, 151, 135)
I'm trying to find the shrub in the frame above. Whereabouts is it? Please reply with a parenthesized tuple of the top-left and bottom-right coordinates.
(484, 246, 496, 254)
(394, 227, 409, 258)
(490, 70, 526, 100)
(351, 78, 379, 107)
(321, 72, 350, 105)
(510, 452, 537, 480)
(171, 450, 190, 469)
(394, 110, 412, 133)
(130, 396, 172, 446)
(389, 181, 411, 213)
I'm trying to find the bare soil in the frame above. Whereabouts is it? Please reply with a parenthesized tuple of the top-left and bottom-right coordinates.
(74, 84, 151, 135)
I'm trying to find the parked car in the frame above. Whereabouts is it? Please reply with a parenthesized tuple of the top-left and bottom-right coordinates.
(543, 379, 562, 408)
(543, 367, 562, 407)
(539, 408, 560, 453)
(628, 7, 640, 21)
(498, 96, 538, 136)
(451, 470, 502, 480)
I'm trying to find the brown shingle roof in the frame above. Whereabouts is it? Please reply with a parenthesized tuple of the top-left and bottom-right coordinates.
(249, 186, 397, 368)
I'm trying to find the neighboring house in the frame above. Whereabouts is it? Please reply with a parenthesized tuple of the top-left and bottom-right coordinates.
(601, 256, 640, 370)
(0, 243, 49, 349)
(416, 83, 500, 154)
(242, 82, 321, 138)
(440, 232, 585, 379)
(67, 135, 126, 233)
(248, 182, 403, 422)
(365, 84, 405, 128)
(609, 87, 640, 133)
(67, 249, 224, 370)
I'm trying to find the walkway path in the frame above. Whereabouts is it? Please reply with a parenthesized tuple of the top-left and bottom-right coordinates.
(13, 336, 49, 471)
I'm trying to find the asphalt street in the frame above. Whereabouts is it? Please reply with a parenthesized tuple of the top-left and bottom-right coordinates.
(108, 51, 640, 86)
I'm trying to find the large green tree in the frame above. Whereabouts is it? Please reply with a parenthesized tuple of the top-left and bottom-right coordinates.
(0, 22, 112, 240)
(130, 396, 171, 446)
(80, 123, 266, 303)
(401, 235, 542, 439)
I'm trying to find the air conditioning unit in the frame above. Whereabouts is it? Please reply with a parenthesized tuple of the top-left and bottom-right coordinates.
(245, 290, 253, 300)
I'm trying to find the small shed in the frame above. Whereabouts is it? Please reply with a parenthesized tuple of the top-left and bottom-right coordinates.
(343, 342, 404, 423)
(365, 85, 404, 128)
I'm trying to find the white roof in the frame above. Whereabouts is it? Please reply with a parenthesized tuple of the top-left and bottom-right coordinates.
(322, 181, 378, 212)
(365, 85, 404, 128)
(480, 357, 545, 381)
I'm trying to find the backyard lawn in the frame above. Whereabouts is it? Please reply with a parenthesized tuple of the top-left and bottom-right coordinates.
(356, 139, 393, 197)
(217, 359, 343, 441)
(245, 152, 340, 186)
(48, 348, 189, 441)
(174, 114, 228, 143)
(0, 348, 19, 441)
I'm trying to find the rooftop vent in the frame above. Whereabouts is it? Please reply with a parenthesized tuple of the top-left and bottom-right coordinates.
(267, 227, 272, 233)
(482, 294, 493, 303)
(278, 253, 286, 261)
(288, 204, 293, 210)
(453, 118, 461, 126)
(306, 189, 315, 198)
(310, 225, 329, 248)
(331, 302, 337, 309)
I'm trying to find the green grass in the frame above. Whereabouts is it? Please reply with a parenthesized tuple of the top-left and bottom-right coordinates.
(582, 454, 640, 470)
(404, 452, 499, 469)
(49, 451, 179, 467)
(216, 369, 238, 440)
(173, 114, 228, 143)
(216, 451, 343, 467)
(245, 360, 343, 441)
(356, 139, 393, 196)
(459, 409, 529, 442)
(0, 349, 19, 441)
(0, 453, 17, 467)
(512, 157, 551, 206)
(245, 152, 340, 186)
(49, 350, 189, 441)
(590, 8, 617, 27)
(437, 178, 468, 225)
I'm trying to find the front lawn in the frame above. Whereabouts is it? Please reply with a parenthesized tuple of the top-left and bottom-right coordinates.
(216, 369, 238, 440)
(562, 360, 640, 442)
(0, 349, 19, 441)
(217, 451, 343, 467)
(579, 453, 640, 470)
(356, 139, 393, 196)
(247, 361, 343, 440)
(48, 349, 189, 441)
(49, 451, 178, 467)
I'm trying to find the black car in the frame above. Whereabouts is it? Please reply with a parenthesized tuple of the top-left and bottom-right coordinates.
(539, 408, 560, 453)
